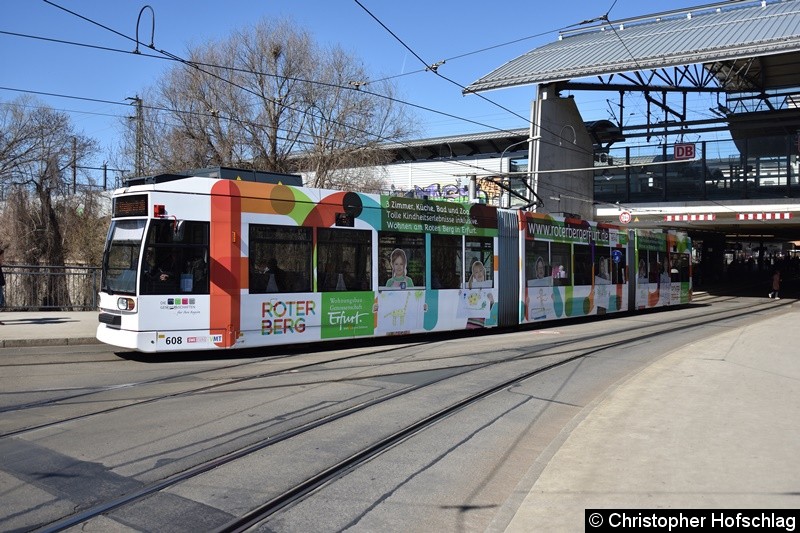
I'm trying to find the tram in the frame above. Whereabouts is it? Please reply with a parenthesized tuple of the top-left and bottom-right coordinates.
(97, 170, 691, 352)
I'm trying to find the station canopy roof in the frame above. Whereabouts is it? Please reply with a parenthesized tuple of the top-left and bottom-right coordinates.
(384, 121, 623, 162)
(465, 0, 800, 94)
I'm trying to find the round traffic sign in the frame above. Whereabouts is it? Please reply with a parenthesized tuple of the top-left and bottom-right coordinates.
(619, 211, 632, 224)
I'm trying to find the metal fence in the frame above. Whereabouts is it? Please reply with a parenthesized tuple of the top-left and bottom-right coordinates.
(1, 264, 100, 311)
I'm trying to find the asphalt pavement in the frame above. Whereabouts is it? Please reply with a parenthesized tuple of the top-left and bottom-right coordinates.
(2, 292, 798, 531)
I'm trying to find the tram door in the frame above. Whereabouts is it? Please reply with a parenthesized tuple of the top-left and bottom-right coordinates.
(497, 210, 520, 327)
(627, 229, 637, 311)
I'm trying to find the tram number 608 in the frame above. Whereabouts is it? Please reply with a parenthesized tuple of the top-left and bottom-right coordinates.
(164, 336, 183, 345)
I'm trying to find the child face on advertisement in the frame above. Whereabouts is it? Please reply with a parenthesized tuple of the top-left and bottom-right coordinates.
(472, 261, 485, 282)
(392, 253, 406, 277)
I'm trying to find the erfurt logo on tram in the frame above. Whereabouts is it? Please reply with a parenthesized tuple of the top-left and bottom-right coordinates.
(322, 293, 374, 339)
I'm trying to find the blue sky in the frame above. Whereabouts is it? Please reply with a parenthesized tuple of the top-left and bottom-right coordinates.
(2, 0, 707, 173)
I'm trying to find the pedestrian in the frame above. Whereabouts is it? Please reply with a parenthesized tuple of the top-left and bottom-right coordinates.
(0, 247, 6, 324)
(768, 269, 781, 300)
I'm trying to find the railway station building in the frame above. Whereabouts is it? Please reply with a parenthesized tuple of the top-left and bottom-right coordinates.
(366, 0, 800, 284)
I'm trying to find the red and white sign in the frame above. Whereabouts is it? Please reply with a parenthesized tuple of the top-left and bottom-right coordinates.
(619, 211, 632, 224)
(737, 212, 792, 221)
(674, 143, 696, 160)
(664, 214, 716, 222)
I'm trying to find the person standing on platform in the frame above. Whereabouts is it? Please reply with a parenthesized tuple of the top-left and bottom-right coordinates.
(769, 269, 781, 300)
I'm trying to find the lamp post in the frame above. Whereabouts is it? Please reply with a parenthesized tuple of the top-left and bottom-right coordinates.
(126, 96, 144, 176)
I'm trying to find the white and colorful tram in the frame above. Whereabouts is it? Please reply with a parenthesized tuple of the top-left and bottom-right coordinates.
(97, 171, 691, 352)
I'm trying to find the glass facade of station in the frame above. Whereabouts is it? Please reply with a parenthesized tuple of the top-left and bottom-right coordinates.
(594, 134, 800, 203)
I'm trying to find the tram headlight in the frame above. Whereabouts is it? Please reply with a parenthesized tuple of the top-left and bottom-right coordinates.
(117, 297, 135, 311)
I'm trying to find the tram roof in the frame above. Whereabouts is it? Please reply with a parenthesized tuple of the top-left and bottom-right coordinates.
(122, 166, 302, 187)
(465, 0, 800, 94)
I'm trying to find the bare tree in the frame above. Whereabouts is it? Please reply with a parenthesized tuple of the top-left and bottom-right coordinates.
(233, 19, 315, 173)
(120, 17, 416, 188)
(60, 189, 110, 266)
(0, 96, 101, 308)
(0, 96, 98, 266)
(301, 46, 414, 190)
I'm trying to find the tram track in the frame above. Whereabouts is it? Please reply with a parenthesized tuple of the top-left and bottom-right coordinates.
(1, 298, 782, 440)
(0, 342, 432, 437)
(28, 298, 789, 532)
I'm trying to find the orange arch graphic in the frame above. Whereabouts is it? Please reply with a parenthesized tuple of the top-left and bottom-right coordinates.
(210, 180, 242, 348)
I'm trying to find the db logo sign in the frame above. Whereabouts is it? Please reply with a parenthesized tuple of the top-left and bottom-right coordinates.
(619, 211, 632, 224)
(674, 143, 695, 160)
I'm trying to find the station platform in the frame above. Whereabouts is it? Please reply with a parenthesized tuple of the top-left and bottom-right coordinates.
(493, 297, 800, 531)
(0, 310, 100, 348)
(1, 296, 798, 531)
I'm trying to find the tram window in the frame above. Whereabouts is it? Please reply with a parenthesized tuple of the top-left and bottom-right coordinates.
(431, 234, 462, 289)
(647, 250, 661, 283)
(573, 244, 593, 286)
(140, 220, 209, 295)
(658, 253, 673, 284)
(551, 242, 571, 286)
(378, 232, 425, 289)
(673, 254, 690, 282)
(103, 220, 146, 295)
(609, 249, 627, 284)
(636, 253, 648, 280)
(465, 237, 493, 289)
(317, 228, 372, 291)
(595, 250, 610, 285)
(525, 240, 551, 287)
(249, 225, 312, 293)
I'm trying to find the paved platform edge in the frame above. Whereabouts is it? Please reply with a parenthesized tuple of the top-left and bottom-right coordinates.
(0, 337, 101, 348)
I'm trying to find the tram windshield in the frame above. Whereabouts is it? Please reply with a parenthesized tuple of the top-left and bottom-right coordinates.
(101, 219, 211, 296)
(101, 219, 146, 295)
